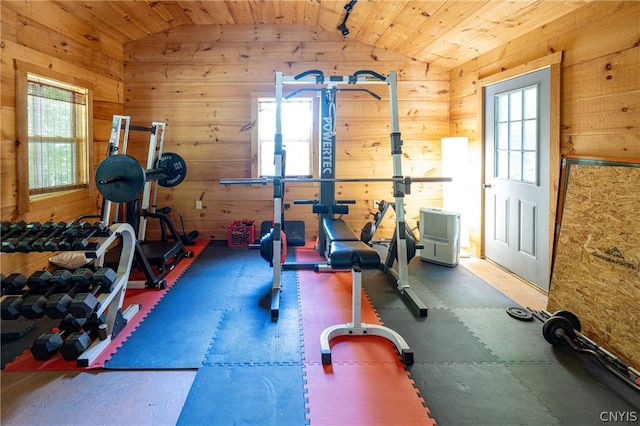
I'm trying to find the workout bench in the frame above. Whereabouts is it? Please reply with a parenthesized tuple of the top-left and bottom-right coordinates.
(320, 219, 414, 365)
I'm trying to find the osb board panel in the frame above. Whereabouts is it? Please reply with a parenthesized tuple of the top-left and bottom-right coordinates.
(548, 160, 640, 369)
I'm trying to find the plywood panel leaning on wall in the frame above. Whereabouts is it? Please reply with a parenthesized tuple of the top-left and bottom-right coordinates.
(548, 156, 640, 369)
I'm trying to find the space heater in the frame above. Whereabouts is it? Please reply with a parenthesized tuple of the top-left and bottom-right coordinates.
(419, 208, 461, 267)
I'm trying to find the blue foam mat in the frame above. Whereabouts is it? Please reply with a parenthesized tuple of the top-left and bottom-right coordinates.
(177, 364, 307, 426)
(204, 307, 302, 365)
(105, 243, 298, 369)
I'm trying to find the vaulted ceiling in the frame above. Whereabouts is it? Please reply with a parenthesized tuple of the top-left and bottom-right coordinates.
(53, 0, 592, 69)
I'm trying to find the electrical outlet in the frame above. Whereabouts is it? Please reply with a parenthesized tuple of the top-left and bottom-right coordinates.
(373, 200, 380, 209)
(195, 200, 202, 209)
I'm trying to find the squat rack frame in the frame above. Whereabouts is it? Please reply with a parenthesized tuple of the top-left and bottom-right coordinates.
(222, 70, 450, 320)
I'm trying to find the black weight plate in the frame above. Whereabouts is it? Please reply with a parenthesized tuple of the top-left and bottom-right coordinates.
(542, 316, 575, 347)
(95, 155, 145, 203)
(157, 152, 187, 188)
(506, 306, 534, 321)
(551, 310, 581, 332)
(360, 222, 373, 243)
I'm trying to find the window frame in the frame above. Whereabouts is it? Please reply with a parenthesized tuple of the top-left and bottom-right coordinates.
(251, 93, 317, 179)
(15, 60, 94, 214)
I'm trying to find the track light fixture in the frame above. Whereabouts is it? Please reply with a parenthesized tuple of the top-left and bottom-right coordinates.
(337, 0, 358, 36)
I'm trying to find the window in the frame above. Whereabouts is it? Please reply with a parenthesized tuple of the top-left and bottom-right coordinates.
(494, 85, 539, 184)
(254, 97, 314, 177)
(27, 76, 89, 195)
(15, 61, 93, 213)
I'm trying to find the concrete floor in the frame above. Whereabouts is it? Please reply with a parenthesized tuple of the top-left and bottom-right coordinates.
(1, 256, 547, 426)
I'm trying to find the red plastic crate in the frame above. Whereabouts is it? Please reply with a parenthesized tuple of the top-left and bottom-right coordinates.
(227, 220, 255, 247)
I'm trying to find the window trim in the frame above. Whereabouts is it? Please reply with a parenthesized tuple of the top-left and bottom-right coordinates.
(14, 60, 94, 214)
(250, 92, 317, 179)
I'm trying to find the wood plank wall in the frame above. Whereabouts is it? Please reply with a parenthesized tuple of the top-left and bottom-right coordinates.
(0, 1, 124, 276)
(122, 24, 449, 243)
(448, 1, 640, 257)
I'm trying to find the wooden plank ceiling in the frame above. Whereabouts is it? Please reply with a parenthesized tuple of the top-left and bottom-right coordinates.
(52, 0, 591, 69)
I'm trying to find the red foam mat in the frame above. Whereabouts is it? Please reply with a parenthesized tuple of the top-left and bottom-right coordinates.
(3, 239, 209, 371)
(296, 244, 436, 425)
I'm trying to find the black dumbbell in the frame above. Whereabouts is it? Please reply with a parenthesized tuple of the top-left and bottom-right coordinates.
(60, 313, 108, 361)
(1, 271, 52, 320)
(44, 269, 92, 319)
(34, 222, 68, 251)
(68, 268, 117, 318)
(1, 273, 27, 295)
(20, 271, 76, 319)
(1, 222, 42, 252)
(69, 222, 109, 250)
(30, 315, 87, 360)
(0, 221, 28, 243)
(16, 221, 60, 253)
(57, 222, 91, 250)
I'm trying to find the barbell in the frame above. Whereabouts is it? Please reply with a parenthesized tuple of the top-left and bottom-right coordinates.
(95, 153, 187, 203)
(219, 176, 451, 185)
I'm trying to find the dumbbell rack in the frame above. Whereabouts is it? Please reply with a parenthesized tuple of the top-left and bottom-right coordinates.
(2, 222, 140, 367)
(76, 222, 139, 366)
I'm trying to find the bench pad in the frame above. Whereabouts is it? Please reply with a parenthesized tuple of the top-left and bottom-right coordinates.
(322, 219, 359, 242)
(329, 241, 380, 270)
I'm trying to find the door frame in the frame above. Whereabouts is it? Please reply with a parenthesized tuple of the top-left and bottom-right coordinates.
(476, 52, 563, 288)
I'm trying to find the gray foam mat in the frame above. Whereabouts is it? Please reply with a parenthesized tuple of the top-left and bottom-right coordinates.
(410, 362, 560, 425)
(376, 307, 499, 363)
(364, 269, 447, 310)
(508, 360, 640, 424)
(452, 307, 571, 362)
(408, 260, 516, 308)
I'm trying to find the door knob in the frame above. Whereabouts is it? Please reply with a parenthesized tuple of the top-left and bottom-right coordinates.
(482, 183, 492, 189)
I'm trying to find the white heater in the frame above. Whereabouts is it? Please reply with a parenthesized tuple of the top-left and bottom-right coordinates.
(419, 208, 461, 267)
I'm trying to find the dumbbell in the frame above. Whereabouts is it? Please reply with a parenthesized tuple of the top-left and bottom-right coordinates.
(1, 271, 53, 320)
(1, 222, 41, 252)
(15, 221, 61, 253)
(0, 221, 28, 243)
(44, 269, 93, 319)
(60, 313, 108, 361)
(57, 222, 92, 250)
(30, 315, 87, 360)
(68, 268, 117, 318)
(58, 222, 99, 250)
(1, 273, 27, 295)
(42, 221, 87, 251)
(20, 270, 75, 319)
(32, 222, 68, 251)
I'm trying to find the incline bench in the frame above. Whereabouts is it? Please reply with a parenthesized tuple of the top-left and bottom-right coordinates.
(320, 218, 414, 365)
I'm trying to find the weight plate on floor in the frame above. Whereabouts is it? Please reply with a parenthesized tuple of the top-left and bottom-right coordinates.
(506, 306, 534, 321)
(551, 310, 581, 332)
(542, 316, 575, 346)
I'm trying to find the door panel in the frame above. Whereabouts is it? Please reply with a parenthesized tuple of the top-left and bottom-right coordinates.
(493, 194, 509, 245)
(518, 200, 536, 257)
(484, 68, 550, 291)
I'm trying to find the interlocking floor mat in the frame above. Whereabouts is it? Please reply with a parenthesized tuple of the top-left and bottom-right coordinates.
(295, 245, 436, 426)
(2, 239, 208, 371)
(104, 243, 273, 369)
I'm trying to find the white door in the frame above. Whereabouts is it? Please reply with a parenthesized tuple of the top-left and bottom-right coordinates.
(484, 68, 550, 291)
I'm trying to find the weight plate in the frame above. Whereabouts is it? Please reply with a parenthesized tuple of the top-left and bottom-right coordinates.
(360, 222, 373, 243)
(156, 152, 187, 188)
(551, 310, 581, 332)
(95, 155, 145, 203)
(506, 306, 534, 321)
(542, 316, 575, 347)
